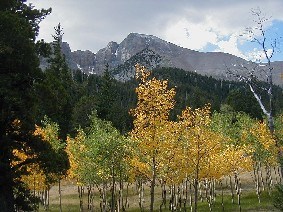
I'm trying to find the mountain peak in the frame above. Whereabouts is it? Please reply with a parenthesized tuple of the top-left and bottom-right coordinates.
(127, 32, 158, 40)
(56, 33, 283, 86)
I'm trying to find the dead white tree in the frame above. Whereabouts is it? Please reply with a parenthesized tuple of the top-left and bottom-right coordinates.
(228, 8, 283, 175)
(230, 8, 281, 136)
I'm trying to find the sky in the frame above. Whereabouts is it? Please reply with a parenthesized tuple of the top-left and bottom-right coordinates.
(29, 0, 283, 61)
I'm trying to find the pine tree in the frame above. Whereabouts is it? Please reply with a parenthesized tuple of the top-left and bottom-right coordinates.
(97, 64, 115, 120)
(36, 23, 74, 139)
(0, 1, 51, 210)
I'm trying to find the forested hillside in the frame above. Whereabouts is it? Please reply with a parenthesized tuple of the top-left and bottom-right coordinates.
(76, 66, 283, 133)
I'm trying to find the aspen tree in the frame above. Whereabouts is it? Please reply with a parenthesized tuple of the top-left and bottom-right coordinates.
(130, 64, 176, 212)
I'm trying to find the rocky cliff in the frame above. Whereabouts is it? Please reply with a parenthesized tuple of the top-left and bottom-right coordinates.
(44, 33, 282, 86)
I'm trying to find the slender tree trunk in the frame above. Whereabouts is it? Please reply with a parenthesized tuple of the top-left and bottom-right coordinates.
(160, 181, 166, 211)
(58, 179, 62, 212)
(138, 180, 144, 211)
(220, 181, 224, 212)
(183, 178, 188, 211)
(111, 163, 116, 212)
(254, 162, 261, 203)
(194, 178, 198, 212)
(189, 181, 193, 212)
(234, 173, 241, 212)
(124, 182, 130, 210)
(119, 178, 123, 212)
(43, 189, 49, 211)
(229, 175, 234, 204)
(150, 155, 156, 212)
(47, 189, 50, 211)
(78, 185, 84, 212)
(102, 183, 107, 212)
(169, 184, 176, 211)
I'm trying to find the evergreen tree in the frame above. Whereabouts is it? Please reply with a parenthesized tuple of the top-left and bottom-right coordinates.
(226, 89, 263, 119)
(97, 64, 115, 120)
(36, 23, 74, 139)
(0, 1, 51, 210)
(71, 95, 97, 130)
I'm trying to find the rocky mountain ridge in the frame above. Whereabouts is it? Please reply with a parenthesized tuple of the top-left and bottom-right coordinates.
(43, 33, 283, 86)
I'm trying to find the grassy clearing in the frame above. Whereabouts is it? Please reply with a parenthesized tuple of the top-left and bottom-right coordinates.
(38, 182, 279, 212)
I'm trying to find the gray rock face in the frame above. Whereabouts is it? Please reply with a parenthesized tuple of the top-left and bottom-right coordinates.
(72, 50, 96, 73)
(50, 33, 282, 86)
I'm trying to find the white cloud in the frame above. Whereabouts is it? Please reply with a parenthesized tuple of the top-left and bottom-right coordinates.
(162, 18, 219, 51)
(216, 34, 247, 58)
(28, 0, 283, 61)
(163, 18, 248, 59)
(245, 48, 274, 62)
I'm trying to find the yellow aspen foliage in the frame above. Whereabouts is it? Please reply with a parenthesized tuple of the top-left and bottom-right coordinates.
(156, 121, 184, 185)
(11, 148, 29, 168)
(178, 105, 253, 180)
(130, 64, 177, 211)
(178, 105, 218, 179)
(21, 163, 48, 191)
(65, 130, 86, 183)
(242, 121, 278, 165)
(130, 65, 176, 176)
(216, 145, 253, 177)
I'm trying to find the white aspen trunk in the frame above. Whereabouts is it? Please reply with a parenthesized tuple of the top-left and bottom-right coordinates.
(58, 179, 62, 212)
(184, 178, 188, 211)
(254, 162, 261, 204)
(229, 175, 234, 204)
(199, 181, 203, 202)
(189, 181, 193, 212)
(78, 185, 84, 212)
(138, 180, 144, 211)
(259, 162, 265, 191)
(150, 154, 156, 212)
(169, 185, 174, 211)
(234, 174, 241, 212)
(177, 185, 181, 210)
(124, 182, 129, 209)
(160, 181, 167, 211)
(220, 181, 224, 212)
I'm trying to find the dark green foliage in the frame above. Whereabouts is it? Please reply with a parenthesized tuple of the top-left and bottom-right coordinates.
(87, 73, 136, 133)
(36, 23, 75, 139)
(97, 64, 116, 120)
(0, 1, 51, 210)
(152, 67, 229, 115)
(13, 180, 40, 212)
(151, 67, 283, 120)
(152, 68, 233, 119)
(226, 89, 263, 119)
(71, 95, 97, 130)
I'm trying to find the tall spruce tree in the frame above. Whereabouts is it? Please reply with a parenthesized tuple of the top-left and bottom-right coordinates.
(0, 1, 51, 210)
(97, 64, 115, 120)
(37, 23, 74, 139)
